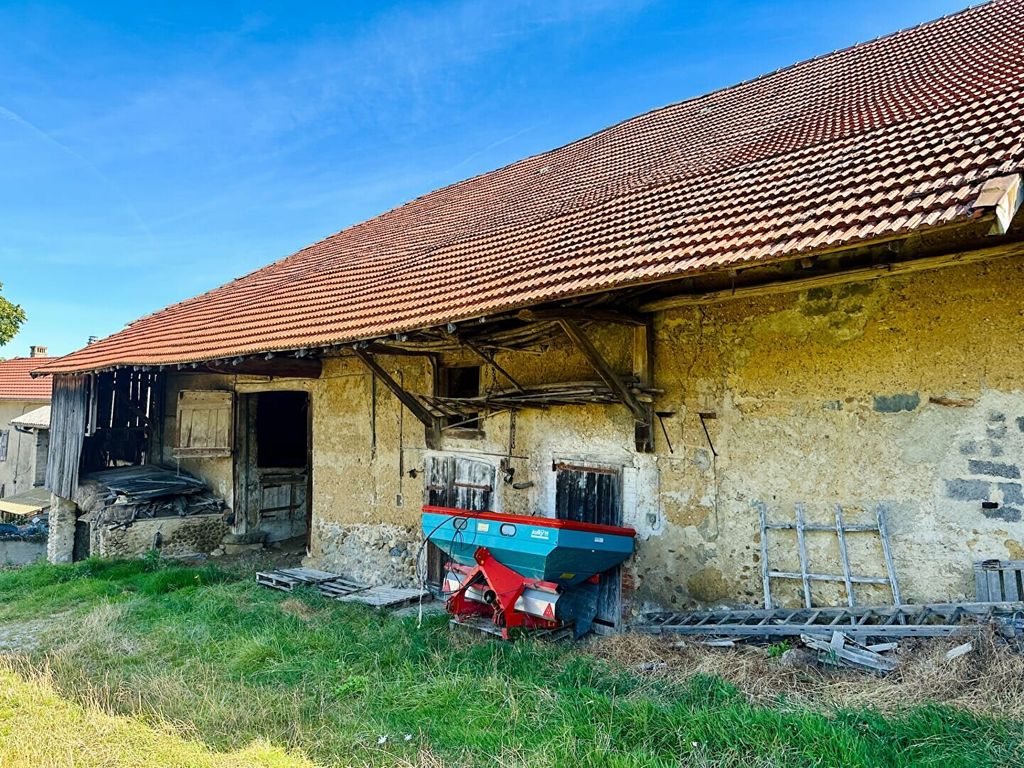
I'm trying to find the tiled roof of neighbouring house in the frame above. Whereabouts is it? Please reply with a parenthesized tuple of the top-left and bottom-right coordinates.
(0, 358, 52, 399)
(38, 0, 1024, 374)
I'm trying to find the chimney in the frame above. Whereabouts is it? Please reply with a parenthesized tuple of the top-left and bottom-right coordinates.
(29, 345, 47, 358)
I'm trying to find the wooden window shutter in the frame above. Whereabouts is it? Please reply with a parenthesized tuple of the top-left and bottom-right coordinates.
(0, 430, 8, 462)
(173, 390, 233, 458)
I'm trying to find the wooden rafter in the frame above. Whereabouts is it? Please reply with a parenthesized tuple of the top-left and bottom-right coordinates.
(555, 319, 648, 422)
(351, 348, 441, 444)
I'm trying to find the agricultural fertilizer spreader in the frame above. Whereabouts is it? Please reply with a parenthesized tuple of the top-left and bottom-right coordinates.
(422, 505, 636, 638)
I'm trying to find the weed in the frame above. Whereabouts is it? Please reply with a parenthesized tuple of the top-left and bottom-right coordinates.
(766, 641, 792, 658)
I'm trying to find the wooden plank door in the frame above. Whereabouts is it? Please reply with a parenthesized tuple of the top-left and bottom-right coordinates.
(424, 456, 494, 590)
(554, 465, 623, 633)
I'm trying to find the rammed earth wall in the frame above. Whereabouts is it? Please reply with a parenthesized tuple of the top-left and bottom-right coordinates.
(168, 256, 1024, 616)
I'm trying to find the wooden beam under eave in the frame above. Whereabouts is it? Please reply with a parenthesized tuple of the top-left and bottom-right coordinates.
(637, 239, 1024, 314)
(351, 347, 442, 446)
(556, 319, 654, 452)
(202, 357, 323, 379)
(518, 307, 647, 326)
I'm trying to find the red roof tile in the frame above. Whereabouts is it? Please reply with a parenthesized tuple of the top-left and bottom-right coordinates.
(39, 0, 1024, 374)
(0, 358, 52, 400)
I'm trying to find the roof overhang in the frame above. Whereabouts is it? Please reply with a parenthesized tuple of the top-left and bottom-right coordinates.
(0, 487, 51, 517)
(30, 198, 1023, 378)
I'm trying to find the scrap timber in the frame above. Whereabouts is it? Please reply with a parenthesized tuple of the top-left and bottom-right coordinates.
(256, 567, 429, 610)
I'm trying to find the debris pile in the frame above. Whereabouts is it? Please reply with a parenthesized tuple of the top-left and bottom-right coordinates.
(0, 516, 48, 542)
(74, 465, 226, 528)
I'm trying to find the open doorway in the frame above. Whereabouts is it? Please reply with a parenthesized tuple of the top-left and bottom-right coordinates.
(235, 391, 311, 546)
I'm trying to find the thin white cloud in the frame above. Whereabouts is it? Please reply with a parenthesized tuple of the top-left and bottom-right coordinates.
(0, 104, 155, 244)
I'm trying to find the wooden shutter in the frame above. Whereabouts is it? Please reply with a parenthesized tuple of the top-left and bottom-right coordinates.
(174, 390, 233, 458)
(554, 465, 622, 526)
(0, 430, 8, 462)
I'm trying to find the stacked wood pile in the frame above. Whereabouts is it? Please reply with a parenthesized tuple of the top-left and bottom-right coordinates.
(74, 465, 226, 528)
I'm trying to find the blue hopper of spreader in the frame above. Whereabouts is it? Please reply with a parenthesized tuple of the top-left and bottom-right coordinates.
(422, 505, 636, 638)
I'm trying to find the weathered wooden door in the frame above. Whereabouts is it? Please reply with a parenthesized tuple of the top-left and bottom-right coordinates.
(236, 392, 311, 544)
(423, 455, 495, 590)
(554, 464, 623, 633)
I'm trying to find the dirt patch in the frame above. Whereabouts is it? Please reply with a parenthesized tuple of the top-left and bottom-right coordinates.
(0, 619, 54, 653)
(278, 598, 317, 622)
(589, 631, 1024, 719)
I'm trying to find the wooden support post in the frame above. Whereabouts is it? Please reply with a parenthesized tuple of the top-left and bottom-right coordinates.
(462, 339, 524, 392)
(632, 321, 655, 453)
(351, 348, 441, 447)
(557, 319, 645, 419)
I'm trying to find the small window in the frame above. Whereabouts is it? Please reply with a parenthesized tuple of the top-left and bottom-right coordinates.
(440, 366, 482, 433)
(0, 430, 8, 462)
(499, 523, 516, 537)
(174, 390, 233, 458)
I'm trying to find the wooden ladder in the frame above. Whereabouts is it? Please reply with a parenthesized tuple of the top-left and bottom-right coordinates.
(758, 502, 901, 609)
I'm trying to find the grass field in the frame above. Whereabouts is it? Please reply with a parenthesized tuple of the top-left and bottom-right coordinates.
(0, 557, 1020, 767)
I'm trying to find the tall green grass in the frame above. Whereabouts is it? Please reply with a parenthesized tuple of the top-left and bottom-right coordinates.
(0, 559, 1020, 767)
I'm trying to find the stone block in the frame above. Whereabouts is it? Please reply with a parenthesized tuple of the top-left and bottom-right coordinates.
(873, 392, 920, 413)
(998, 483, 1024, 506)
(967, 460, 1020, 479)
(983, 506, 1023, 523)
(945, 478, 991, 501)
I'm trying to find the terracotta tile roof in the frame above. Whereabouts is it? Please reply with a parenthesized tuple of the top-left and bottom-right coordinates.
(0, 358, 52, 400)
(39, 0, 1024, 374)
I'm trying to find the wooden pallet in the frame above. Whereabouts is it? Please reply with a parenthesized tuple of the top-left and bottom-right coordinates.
(315, 577, 373, 599)
(335, 586, 431, 609)
(256, 568, 430, 610)
(255, 567, 343, 592)
(640, 602, 1024, 640)
(975, 560, 1024, 601)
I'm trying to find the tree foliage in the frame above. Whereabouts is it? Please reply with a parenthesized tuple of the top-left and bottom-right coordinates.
(0, 282, 26, 347)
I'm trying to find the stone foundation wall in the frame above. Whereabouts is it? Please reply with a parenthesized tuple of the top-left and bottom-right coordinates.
(310, 520, 419, 586)
(93, 514, 228, 559)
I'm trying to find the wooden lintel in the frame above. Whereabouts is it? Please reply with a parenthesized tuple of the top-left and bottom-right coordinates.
(556, 319, 648, 423)
(203, 357, 323, 379)
(519, 307, 646, 326)
(363, 342, 442, 357)
(638, 239, 1024, 313)
(351, 347, 438, 433)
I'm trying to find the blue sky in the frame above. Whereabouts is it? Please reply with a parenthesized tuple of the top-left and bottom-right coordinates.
(0, 0, 969, 358)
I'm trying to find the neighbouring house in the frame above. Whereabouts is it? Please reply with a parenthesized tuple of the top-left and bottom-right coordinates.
(0, 347, 52, 525)
(32, 2, 1024, 627)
